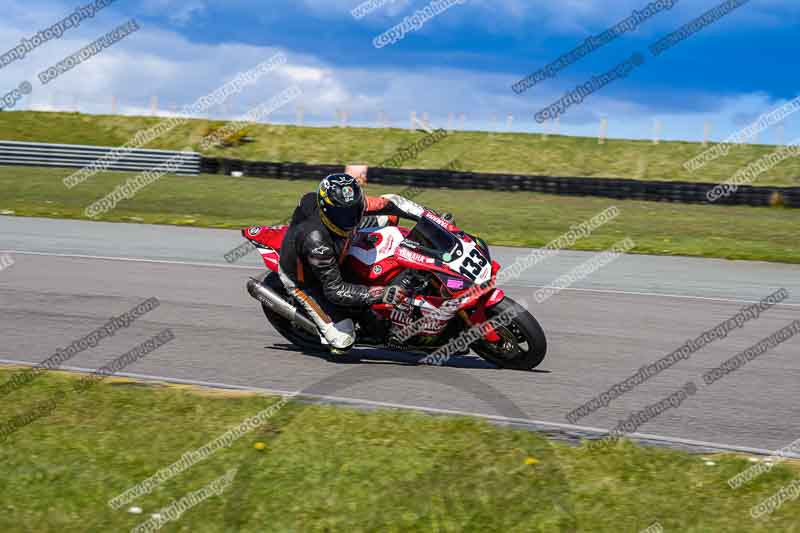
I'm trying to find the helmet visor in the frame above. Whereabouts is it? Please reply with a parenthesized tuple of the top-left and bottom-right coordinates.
(321, 203, 363, 234)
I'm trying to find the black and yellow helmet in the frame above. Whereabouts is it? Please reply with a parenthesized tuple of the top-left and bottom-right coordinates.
(317, 174, 366, 237)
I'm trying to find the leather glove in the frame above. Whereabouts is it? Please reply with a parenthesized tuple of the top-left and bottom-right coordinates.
(368, 286, 409, 305)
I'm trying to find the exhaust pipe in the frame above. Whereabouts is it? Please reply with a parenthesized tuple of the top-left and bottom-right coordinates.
(246, 278, 320, 337)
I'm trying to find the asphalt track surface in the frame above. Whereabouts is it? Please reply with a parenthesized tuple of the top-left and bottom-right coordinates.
(1, 215, 799, 455)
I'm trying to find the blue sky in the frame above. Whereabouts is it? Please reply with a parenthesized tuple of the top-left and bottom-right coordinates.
(1, 0, 798, 142)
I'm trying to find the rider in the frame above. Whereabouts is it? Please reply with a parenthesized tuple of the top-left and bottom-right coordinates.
(278, 173, 429, 354)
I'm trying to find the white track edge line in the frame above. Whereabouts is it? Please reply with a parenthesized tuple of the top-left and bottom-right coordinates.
(1, 357, 795, 458)
(2, 250, 797, 307)
(526, 285, 800, 308)
(0, 250, 258, 270)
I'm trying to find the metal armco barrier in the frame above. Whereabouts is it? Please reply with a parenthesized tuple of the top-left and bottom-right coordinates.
(201, 157, 800, 208)
(0, 141, 201, 175)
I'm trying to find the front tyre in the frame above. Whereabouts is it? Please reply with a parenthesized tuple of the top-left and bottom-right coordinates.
(470, 298, 547, 370)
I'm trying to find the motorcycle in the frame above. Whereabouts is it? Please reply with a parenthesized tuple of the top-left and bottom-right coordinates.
(241, 210, 547, 370)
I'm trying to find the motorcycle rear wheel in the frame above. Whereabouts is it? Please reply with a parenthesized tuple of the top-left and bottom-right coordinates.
(259, 273, 326, 354)
(470, 298, 547, 370)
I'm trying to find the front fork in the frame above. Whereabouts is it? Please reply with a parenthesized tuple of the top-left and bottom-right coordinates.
(458, 288, 506, 343)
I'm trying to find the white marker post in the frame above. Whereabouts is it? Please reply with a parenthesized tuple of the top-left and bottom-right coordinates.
(598, 118, 608, 145)
(411, 112, 433, 133)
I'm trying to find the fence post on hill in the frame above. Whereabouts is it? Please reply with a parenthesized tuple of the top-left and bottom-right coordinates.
(703, 121, 712, 147)
(598, 118, 608, 145)
(653, 119, 662, 145)
(411, 112, 432, 133)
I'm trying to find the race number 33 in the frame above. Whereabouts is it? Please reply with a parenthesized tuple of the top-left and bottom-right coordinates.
(459, 249, 487, 281)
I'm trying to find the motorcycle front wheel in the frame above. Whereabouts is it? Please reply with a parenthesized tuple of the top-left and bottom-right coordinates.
(470, 297, 547, 370)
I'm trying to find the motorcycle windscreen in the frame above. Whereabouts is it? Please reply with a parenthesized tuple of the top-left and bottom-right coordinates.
(403, 217, 460, 261)
(403, 218, 492, 285)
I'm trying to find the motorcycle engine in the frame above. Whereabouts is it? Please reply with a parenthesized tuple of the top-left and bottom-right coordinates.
(387, 270, 457, 344)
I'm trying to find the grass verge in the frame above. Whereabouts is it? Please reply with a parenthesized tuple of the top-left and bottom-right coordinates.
(2, 111, 800, 187)
(1, 165, 799, 263)
(0, 366, 799, 532)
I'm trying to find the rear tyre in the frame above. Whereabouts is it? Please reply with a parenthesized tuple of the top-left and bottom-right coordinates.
(259, 272, 325, 354)
(470, 298, 547, 370)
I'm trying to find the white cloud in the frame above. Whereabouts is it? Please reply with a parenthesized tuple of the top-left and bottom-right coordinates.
(302, 0, 412, 19)
(139, 0, 209, 26)
(302, 0, 800, 36)
(0, 0, 797, 145)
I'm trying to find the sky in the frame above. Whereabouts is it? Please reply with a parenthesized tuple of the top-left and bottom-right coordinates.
(0, 0, 798, 142)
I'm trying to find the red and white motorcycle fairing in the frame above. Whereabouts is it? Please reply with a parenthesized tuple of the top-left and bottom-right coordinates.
(243, 213, 505, 343)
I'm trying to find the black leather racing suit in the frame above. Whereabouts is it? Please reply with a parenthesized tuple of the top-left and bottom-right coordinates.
(277, 193, 425, 350)
(279, 193, 423, 307)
